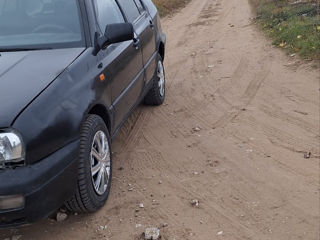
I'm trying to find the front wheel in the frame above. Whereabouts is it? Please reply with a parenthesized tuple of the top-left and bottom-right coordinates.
(65, 115, 112, 213)
(144, 54, 166, 106)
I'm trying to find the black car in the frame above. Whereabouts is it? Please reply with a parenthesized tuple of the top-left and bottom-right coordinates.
(0, 0, 166, 227)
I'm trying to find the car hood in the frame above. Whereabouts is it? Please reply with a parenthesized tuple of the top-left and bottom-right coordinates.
(0, 48, 85, 127)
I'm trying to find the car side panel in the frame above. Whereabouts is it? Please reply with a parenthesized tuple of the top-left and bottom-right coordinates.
(133, 12, 157, 85)
(106, 40, 144, 128)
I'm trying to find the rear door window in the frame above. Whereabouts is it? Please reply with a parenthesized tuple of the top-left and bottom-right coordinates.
(117, 0, 140, 22)
(94, 0, 125, 33)
(133, 0, 145, 13)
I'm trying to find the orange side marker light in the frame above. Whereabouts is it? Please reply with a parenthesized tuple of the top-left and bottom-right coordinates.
(99, 73, 105, 82)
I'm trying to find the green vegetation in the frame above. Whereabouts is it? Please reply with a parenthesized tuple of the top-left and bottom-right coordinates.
(153, 0, 191, 16)
(252, 0, 320, 60)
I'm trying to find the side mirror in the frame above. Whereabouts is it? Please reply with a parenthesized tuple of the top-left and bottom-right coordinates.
(94, 23, 134, 55)
(104, 23, 134, 45)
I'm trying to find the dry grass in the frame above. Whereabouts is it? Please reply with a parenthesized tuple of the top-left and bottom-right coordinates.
(250, 0, 320, 60)
(153, 0, 191, 16)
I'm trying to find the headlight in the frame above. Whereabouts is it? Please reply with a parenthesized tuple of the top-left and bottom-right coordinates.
(0, 129, 25, 168)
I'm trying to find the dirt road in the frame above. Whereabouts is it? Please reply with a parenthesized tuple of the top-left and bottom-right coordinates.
(1, 0, 319, 239)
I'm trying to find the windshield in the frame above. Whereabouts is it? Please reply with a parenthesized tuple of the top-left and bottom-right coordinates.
(0, 0, 85, 50)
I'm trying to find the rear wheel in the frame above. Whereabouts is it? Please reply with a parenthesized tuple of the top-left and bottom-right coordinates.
(144, 54, 166, 106)
(65, 115, 112, 213)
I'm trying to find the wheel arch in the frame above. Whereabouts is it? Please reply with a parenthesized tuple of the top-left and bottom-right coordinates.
(158, 41, 165, 61)
(88, 104, 112, 134)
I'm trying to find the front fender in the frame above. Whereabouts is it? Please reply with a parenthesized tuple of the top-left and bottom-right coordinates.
(13, 49, 112, 164)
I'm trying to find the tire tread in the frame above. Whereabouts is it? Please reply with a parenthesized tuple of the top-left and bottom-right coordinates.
(144, 54, 165, 106)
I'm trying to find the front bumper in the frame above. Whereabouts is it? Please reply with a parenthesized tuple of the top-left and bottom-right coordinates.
(0, 140, 79, 228)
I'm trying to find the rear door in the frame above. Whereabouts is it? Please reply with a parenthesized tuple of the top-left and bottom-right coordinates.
(117, 0, 157, 85)
(93, 0, 145, 129)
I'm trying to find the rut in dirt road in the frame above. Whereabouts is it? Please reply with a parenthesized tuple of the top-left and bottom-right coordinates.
(1, 0, 319, 239)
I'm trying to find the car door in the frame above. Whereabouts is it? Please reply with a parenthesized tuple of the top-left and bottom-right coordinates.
(117, 0, 157, 85)
(93, 0, 145, 129)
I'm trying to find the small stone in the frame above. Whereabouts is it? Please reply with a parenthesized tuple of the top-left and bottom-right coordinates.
(136, 223, 142, 228)
(191, 199, 199, 207)
(192, 126, 201, 132)
(152, 199, 160, 205)
(139, 203, 144, 208)
(56, 212, 68, 222)
(144, 227, 160, 240)
(193, 171, 199, 175)
(158, 180, 162, 184)
(162, 223, 168, 227)
(217, 231, 223, 235)
(98, 225, 107, 231)
(304, 152, 311, 159)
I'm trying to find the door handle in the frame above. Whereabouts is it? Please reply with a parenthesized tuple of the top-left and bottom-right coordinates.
(149, 20, 154, 29)
(133, 38, 140, 50)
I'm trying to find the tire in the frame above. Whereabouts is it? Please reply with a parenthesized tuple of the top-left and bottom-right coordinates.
(65, 114, 112, 213)
(144, 54, 166, 106)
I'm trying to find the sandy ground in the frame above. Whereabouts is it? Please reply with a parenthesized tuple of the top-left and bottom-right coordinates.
(1, 0, 319, 239)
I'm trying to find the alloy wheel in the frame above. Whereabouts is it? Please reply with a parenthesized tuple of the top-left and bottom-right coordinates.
(157, 60, 165, 97)
(90, 131, 111, 195)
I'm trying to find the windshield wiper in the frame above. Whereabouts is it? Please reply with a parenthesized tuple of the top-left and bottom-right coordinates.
(0, 47, 52, 52)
